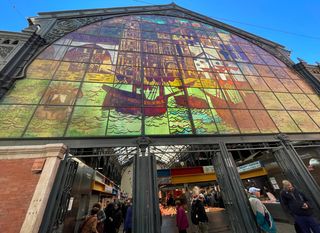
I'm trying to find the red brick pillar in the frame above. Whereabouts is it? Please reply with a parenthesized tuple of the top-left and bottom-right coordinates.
(0, 144, 67, 233)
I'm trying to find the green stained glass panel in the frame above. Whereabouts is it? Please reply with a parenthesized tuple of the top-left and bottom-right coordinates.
(77, 82, 108, 106)
(24, 105, 72, 137)
(40, 81, 80, 106)
(191, 109, 218, 134)
(0, 79, 49, 104)
(268, 110, 300, 133)
(289, 111, 319, 133)
(168, 108, 192, 134)
(106, 109, 141, 135)
(66, 106, 108, 136)
(145, 109, 169, 135)
(0, 105, 35, 137)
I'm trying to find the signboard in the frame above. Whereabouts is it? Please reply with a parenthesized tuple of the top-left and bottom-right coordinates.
(238, 161, 262, 173)
(203, 165, 214, 173)
(158, 177, 171, 185)
(105, 185, 113, 194)
(269, 177, 280, 190)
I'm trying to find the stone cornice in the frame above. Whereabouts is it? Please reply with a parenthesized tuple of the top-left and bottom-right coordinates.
(0, 143, 67, 160)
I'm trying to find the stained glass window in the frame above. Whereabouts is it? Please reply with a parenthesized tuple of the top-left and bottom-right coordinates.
(0, 14, 319, 138)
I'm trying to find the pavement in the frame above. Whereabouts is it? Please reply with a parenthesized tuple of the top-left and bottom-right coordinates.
(161, 209, 296, 233)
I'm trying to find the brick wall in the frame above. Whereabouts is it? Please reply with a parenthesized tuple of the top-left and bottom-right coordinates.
(0, 158, 40, 233)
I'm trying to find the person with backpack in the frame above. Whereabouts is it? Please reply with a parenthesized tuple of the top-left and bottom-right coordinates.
(191, 194, 208, 233)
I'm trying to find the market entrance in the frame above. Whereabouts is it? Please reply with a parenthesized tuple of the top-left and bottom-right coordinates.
(36, 136, 320, 233)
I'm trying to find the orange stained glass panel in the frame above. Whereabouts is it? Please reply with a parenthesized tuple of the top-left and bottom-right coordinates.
(231, 110, 260, 133)
(263, 77, 288, 92)
(239, 91, 264, 109)
(250, 110, 278, 133)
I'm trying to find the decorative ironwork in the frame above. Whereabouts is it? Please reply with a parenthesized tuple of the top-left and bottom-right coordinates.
(0, 46, 13, 59)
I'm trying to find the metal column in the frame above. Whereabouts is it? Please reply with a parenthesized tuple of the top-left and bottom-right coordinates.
(132, 137, 161, 233)
(211, 142, 259, 233)
(273, 135, 320, 214)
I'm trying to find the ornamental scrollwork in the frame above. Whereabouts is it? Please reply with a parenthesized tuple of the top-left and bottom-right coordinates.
(0, 46, 13, 59)
(44, 16, 106, 44)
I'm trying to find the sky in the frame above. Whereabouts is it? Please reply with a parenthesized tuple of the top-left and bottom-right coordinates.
(1, 0, 319, 64)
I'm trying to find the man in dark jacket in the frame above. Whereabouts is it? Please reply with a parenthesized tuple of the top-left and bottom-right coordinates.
(191, 194, 209, 233)
(280, 180, 320, 233)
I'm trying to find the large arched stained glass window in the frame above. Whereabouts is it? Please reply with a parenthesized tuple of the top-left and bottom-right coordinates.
(0, 15, 320, 138)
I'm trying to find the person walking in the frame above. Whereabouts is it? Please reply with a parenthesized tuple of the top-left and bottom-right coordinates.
(191, 194, 208, 233)
(280, 180, 320, 233)
(176, 200, 189, 233)
(124, 202, 132, 233)
(80, 207, 99, 233)
(247, 189, 277, 233)
(92, 203, 106, 233)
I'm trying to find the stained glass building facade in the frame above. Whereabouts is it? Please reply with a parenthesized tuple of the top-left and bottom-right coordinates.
(1, 14, 320, 138)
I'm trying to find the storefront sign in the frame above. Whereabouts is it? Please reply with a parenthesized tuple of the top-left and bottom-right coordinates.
(238, 161, 262, 173)
(105, 185, 113, 194)
(158, 177, 171, 185)
(203, 165, 214, 173)
(269, 177, 280, 190)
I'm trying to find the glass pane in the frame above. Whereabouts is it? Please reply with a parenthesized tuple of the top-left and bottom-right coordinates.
(232, 110, 260, 133)
(54, 62, 86, 81)
(66, 106, 108, 136)
(222, 89, 246, 109)
(145, 108, 169, 135)
(294, 80, 316, 94)
(268, 110, 300, 133)
(40, 81, 80, 106)
(289, 111, 319, 133)
(263, 77, 288, 92)
(256, 92, 284, 109)
(231, 75, 252, 90)
(26, 59, 59, 80)
(269, 66, 290, 79)
(275, 93, 302, 110)
(292, 94, 318, 111)
(280, 79, 303, 93)
(254, 64, 275, 77)
(238, 63, 259, 76)
(0, 79, 49, 104)
(212, 109, 239, 133)
(77, 82, 107, 106)
(168, 108, 192, 134)
(250, 110, 278, 133)
(308, 94, 320, 109)
(191, 109, 218, 134)
(85, 64, 116, 83)
(63, 46, 92, 62)
(246, 76, 270, 91)
(106, 109, 142, 135)
(203, 89, 228, 108)
(24, 105, 72, 137)
(308, 111, 320, 128)
(0, 105, 35, 137)
(240, 91, 264, 109)
(38, 45, 68, 60)
(186, 88, 210, 109)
